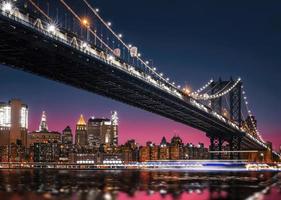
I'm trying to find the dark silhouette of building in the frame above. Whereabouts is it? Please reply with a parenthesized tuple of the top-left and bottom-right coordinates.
(62, 126, 73, 145)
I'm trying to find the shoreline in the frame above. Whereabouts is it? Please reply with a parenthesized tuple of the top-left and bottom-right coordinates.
(1, 161, 280, 172)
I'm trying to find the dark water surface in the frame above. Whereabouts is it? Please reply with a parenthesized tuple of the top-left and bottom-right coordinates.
(0, 169, 280, 200)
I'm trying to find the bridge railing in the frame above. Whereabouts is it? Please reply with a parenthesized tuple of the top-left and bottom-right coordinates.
(0, 4, 268, 149)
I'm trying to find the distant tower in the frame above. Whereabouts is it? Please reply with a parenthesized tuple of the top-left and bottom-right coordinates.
(111, 111, 118, 146)
(39, 111, 48, 132)
(75, 114, 87, 147)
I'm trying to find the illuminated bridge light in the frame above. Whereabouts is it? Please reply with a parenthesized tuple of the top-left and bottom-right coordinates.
(47, 24, 57, 33)
(2, 2, 13, 12)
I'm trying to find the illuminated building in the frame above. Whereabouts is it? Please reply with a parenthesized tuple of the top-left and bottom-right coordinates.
(75, 114, 88, 147)
(87, 111, 119, 147)
(87, 117, 102, 148)
(159, 137, 170, 160)
(121, 140, 139, 162)
(62, 126, 73, 145)
(33, 143, 60, 162)
(0, 99, 28, 146)
(184, 143, 209, 160)
(169, 136, 184, 160)
(27, 112, 61, 147)
(75, 153, 96, 164)
(150, 145, 159, 160)
(139, 146, 150, 162)
(38, 111, 48, 132)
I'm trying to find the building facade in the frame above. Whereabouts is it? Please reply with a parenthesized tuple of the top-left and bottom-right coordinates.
(62, 126, 73, 145)
(75, 114, 88, 147)
(87, 111, 118, 148)
(0, 99, 28, 146)
(27, 111, 61, 147)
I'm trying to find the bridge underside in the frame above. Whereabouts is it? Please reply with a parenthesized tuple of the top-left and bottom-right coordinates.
(0, 15, 264, 151)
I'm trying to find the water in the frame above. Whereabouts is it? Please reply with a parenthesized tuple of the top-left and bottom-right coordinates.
(0, 169, 280, 200)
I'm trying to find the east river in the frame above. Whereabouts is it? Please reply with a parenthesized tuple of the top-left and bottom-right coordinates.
(0, 170, 280, 200)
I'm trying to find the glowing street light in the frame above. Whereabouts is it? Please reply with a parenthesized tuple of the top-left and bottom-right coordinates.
(118, 33, 122, 38)
(108, 55, 114, 61)
(107, 22, 112, 26)
(2, 2, 13, 12)
(81, 42, 88, 49)
(183, 86, 192, 95)
(95, 8, 99, 12)
(47, 24, 56, 33)
(81, 18, 90, 27)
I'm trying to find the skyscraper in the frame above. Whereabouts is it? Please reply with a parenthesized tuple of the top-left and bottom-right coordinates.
(0, 99, 28, 146)
(27, 111, 61, 147)
(62, 126, 73, 145)
(38, 111, 48, 132)
(75, 114, 87, 147)
(87, 111, 119, 147)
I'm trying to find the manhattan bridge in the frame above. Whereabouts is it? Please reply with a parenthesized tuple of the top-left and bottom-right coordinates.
(0, 0, 279, 161)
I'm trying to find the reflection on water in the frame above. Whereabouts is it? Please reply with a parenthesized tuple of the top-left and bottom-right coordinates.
(0, 170, 280, 200)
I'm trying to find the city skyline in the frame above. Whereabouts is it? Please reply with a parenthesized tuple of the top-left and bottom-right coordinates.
(1, 0, 281, 150)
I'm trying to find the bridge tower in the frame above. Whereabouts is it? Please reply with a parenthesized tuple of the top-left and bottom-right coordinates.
(210, 78, 223, 115)
(229, 79, 243, 159)
(208, 78, 243, 160)
(229, 78, 242, 126)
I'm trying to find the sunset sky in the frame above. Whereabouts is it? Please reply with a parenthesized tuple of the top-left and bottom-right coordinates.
(0, 0, 281, 149)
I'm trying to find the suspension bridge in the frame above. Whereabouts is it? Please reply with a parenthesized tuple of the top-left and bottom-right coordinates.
(0, 0, 279, 161)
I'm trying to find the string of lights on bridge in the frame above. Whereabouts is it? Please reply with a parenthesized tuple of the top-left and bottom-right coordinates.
(241, 85, 265, 143)
(191, 78, 242, 100)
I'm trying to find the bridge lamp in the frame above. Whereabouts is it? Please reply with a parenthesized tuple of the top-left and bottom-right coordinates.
(108, 55, 114, 61)
(2, 2, 13, 12)
(137, 53, 141, 57)
(160, 73, 163, 77)
(128, 44, 132, 48)
(118, 34, 122, 38)
(145, 61, 149, 65)
(81, 42, 88, 49)
(82, 18, 89, 27)
(47, 24, 56, 33)
(107, 22, 112, 26)
(166, 78, 170, 81)
(153, 67, 156, 71)
(183, 86, 192, 95)
(95, 8, 99, 12)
